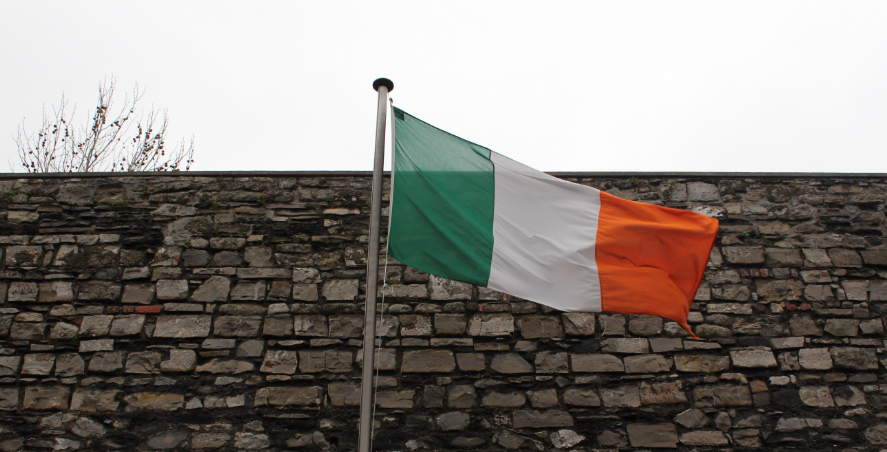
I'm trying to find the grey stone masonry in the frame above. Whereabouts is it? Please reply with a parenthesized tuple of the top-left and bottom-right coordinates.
(0, 172, 884, 451)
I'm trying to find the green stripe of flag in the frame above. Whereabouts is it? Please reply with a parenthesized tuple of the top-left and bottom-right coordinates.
(389, 107, 496, 286)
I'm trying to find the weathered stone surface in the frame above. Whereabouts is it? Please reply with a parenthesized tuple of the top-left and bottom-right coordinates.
(230, 281, 266, 301)
(437, 412, 470, 431)
(674, 408, 708, 428)
(512, 410, 573, 429)
(196, 359, 255, 374)
(260, 350, 298, 374)
(550, 429, 585, 449)
(322, 279, 359, 300)
(571, 353, 623, 372)
(38, 281, 74, 302)
(330, 315, 364, 337)
(22, 353, 55, 375)
(730, 350, 777, 368)
(482, 391, 526, 407)
(640, 381, 688, 405)
(298, 350, 352, 373)
(831, 347, 878, 370)
(825, 318, 859, 337)
(601, 385, 641, 407)
(833, 385, 866, 407)
(448, 385, 477, 408)
(328, 382, 360, 406)
(723, 246, 764, 264)
(429, 275, 472, 300)
(403, 350, 456, 373)
(376, 390, 414, 408)
(491, 353, 533, 374)
(564, 388, 601, 407)
(213, 315, 261, 337)
(153, 316, 212, 338)
(517, 315, 563, 339)
(70, 389, 120, 412)
(146, 430, 189, 450)
(602, 338, 650, 354)
(293, 315, 328, 336)
(191, 276, 230, 302)
(680, 430, 728, 446)
(22, 386, 71, 410)
(693, 385, 753, 407)
(675, 355, 730, 373)
(624, 354, 670, 373)
(468, 314, 514, 336)
(562, 312, 595, 335)
(626, 423, 678, 448)
(122, 283, 155, 304)
(79, 315, 113, 337)
(8, 281, 38, 302)
(798, 348, 833, 369)
(124, 393, 184, 411)
(55, 353, 85, 377)
(435, 313, 467, 335)
(109, 314, 145, 336)
(160, 349, 197, 372)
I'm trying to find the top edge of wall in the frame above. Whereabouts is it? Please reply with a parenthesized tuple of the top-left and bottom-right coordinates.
(0, 171, 884, 180)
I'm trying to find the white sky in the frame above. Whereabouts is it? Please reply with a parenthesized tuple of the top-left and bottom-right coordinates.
(2, 1, 886, 173)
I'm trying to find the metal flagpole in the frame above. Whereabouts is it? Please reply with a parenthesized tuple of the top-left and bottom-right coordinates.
(358, 77, 393, 452)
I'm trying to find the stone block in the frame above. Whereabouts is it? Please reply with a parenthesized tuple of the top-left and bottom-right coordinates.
(8, 281, 38, 302)
(491, 353, 533, 373)
(380, 284, 427, 298)
(38, 281, 74, 302)
(804, 284, 835, 302)
(438, 412, 470, 431)
(122, 283, 155, 304)
(322, 279, 359, 300)
(88, 351, 124, 372)
(5, 245, 42, 267)
(230, 281, 266, 301)
(191, 276, 230, 302)
(403, 350, 456, 373)
(765, 248, 803, 267)
(722, 246, 764, 264)
(564, 388, 601, 407)
(640, 381, 687, 405)
(629, 316, 663, 335)
(482, 391, 526, 407)
(828, 248, 862, 267)
(110, 315, 145, 336)
(602, 338, 650, 354)
(260, 350, 299, 374)
(830, 347, 878, 370)
(624, 354, 670, 373)
(22, 386, 71, 410)
(79, 315, 113, 337)
(799, 385, 834, 407)
(798, 348, 833, 369)
(571, 354, 624, 373)
(825, 319, 859, 337)
(213, 316, 261, 336)
(447, 385, 476, 408)
(680, 431, 728, 446)
(861, 249, 887, 266)
(535, 351, 568, 373)
(512, 410, 573, 429)
(22, 354, 55, 376)
(376, 390, 414, 409)
(329, 315, 364, 337)
(562, 312, 595, 335)
(456, 353, 485, 372)
(599, 314, 626, 335)
(298, 350, 352, 373)
(0, 356, 20, 376)
(399, 314, 431, 336)
(79, 338, 113, 352)
(125, 352, 162, 374)
(9, 322, 47, 340)
(160, 349, 197, 372)
(211, 251, 243, 267)
(293, 315, 328, 336)
(328, 382, 361, 406)
(468, 314, 514, 336)
(124, 393, 184, 411)
(756, 280, 805, 301)
(693, 385, 753, 407)
(429, 275, 472, 300)
(195, 359, 255, 374)
(730, 350, 777, 368)
(263, 315, 293, 336)
(517, 315, 563, 339)
(70, 389, 120, 412)
(292, 284, 318, 301)
(601, 385, 641, 407)
(435, 314, 466, 335)
(153, 316, 212, 338)
(0, 388, 18, 411)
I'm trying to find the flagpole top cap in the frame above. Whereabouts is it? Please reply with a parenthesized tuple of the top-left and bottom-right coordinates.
(373, 78, 394, 92)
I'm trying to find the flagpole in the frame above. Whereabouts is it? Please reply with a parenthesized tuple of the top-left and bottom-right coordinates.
(358, 77, 393, 452)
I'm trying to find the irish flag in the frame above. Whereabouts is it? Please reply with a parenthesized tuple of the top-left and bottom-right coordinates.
(388, 107, 718, 336)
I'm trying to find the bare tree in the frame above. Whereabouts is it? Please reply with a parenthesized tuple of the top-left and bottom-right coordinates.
(14, 78, 194, 173)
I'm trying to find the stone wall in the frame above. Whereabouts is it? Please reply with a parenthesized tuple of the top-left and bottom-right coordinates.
(0, 172, 885, 451)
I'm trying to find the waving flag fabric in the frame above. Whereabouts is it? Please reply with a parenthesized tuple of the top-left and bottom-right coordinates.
(388, 107, 718, 336)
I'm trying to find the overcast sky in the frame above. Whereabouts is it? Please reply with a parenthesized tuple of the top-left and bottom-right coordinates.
(2, 1, 886, 173)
